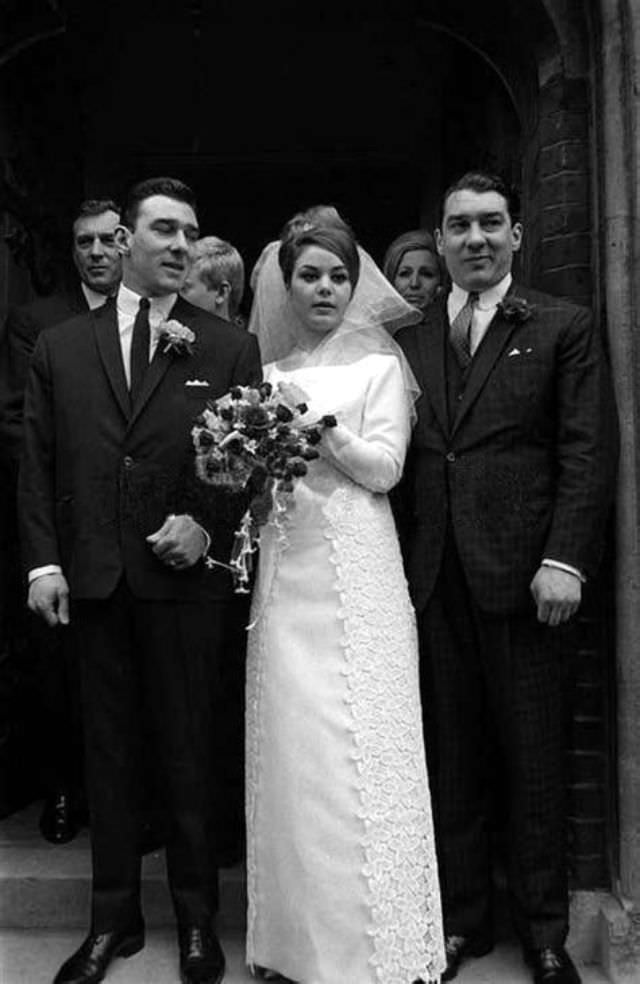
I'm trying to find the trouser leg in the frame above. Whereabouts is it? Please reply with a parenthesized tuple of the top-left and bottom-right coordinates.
(76, 585, 143, 932)
(418, 536, 492, 939)
(135, 598, 225, 926)
(479, 613, 569, 950)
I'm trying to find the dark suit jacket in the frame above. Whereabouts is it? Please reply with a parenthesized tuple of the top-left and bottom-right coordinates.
(0, 286, 89, 468)
(18, 296, 261, 602)
(395, 284, 618, 615)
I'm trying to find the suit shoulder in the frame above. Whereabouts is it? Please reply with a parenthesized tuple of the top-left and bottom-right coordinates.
(11, 291, 83, 331)
(39, 309, 96, 347)
(396, 303, 443, 348)
(180, 303, 256, 354)
(515, 285, 591, 323)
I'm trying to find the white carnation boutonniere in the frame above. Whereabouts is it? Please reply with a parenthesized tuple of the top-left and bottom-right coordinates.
(157, 319, 196, 355)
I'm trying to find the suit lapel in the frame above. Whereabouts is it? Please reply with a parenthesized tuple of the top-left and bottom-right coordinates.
(417, 299, 449, 438)
(451, 291, 518, 436)
(127, 344, 173, 428)
(92, 299, 130, 421)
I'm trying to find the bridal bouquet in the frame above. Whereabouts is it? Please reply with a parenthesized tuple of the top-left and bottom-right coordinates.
(192, 381, 335, 592)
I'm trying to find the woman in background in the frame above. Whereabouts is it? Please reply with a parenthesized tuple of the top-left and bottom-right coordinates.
(383, 230, 441, 319)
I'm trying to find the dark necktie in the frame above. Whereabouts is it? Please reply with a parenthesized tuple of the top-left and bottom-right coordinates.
(130, 297, 151, 405)
(449, 291, 479, 368)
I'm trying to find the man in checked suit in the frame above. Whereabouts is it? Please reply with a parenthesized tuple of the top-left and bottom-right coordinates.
(19, 177, 260, 984)
(395, 171, 618, 984)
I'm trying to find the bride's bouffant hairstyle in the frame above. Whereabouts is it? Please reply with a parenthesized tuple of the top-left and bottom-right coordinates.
(278, 224, 361, 290)
(280, 204, 350, 240)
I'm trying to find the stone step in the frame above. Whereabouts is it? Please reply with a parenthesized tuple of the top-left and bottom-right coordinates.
(0, 803, 245, 931)
(0, 930, 611, 984)
(0, 804, 615, 981)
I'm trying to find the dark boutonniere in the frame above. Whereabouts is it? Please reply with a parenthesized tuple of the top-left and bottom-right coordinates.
(157, 319, 196, 355)
(497, 296, 536, 324)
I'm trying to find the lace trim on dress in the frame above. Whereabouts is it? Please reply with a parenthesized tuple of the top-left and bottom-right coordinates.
(324, 484, 446, 984)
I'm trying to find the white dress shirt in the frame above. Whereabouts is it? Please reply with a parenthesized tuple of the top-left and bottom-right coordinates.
(116, 283, 176, 387)
(29, 283, 209, 583)
(447, 273, 512, 356)
(447, 274, 584, 583)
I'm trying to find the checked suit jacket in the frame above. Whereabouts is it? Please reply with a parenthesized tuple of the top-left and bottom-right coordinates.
(18, 295, 261, 603)
(395, 284, 619, 615)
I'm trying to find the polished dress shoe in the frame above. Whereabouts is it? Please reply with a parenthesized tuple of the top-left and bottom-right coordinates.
(40, 790, 86, 845)
(178, 925, 225, 984)
(524, 946, 581, 983)
(442, 933, 494, 981)
(52, 924, 145, 984)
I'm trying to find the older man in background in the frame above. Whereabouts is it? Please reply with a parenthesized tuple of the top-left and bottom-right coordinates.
(0, 199, 121, 843)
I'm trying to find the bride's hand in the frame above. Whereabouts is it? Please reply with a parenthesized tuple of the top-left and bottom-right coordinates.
(276, 379, 310, 409)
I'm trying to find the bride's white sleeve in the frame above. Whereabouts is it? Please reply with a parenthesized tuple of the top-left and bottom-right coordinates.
(319, 356, 411, 493)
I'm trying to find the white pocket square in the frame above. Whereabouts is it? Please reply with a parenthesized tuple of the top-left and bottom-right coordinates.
(507, 348, 521, 358)
(185, 379, 210, 387)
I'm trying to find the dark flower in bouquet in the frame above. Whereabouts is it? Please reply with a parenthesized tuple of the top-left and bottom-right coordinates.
(192, 380, 335, 591)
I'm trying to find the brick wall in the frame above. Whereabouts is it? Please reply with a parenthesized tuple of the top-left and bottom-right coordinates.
(523, 75, 615, 890)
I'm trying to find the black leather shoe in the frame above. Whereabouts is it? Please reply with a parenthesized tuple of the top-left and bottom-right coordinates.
(178, 925, 225, 984)
(524, 946, 581, 983)
(442, 934, 494, 981)
(40, 790, 86, 845)
(52, 924, 145, 983)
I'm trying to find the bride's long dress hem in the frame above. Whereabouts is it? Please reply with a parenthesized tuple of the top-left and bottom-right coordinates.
(245, 358, 445, 984)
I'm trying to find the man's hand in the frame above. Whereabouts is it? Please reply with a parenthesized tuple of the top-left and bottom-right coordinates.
(28, 573, 70, 627)
(146, 514, 208, 570)
(530, 566, 581, 627)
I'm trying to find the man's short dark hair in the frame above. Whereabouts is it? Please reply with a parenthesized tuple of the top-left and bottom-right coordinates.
(439, 171, 521, 226)
(123, 177, 197, 230)
(74, 199, 121, 226)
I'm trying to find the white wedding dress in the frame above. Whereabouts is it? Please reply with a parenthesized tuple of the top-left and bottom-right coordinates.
(245, 353, 445, 984)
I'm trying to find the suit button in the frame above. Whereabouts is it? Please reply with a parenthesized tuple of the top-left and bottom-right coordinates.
(446, 451, 456, 463)
(123, 455, 134, 468)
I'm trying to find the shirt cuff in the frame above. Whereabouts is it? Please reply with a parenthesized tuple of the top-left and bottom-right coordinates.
(29, 564, 62, 583)
(542, 559, 585, 583)
(195, 523, 211, 557)
(171, 514, 210, 558)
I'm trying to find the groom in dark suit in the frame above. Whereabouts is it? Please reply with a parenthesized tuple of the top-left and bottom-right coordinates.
(19, 177, 261, 984)
(396, 172, 617, 984)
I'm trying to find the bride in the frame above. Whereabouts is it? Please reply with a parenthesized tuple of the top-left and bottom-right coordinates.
(246, 219, 445, 984)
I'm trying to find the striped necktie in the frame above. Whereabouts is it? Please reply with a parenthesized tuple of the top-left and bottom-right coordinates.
(449, 291, 479, 368)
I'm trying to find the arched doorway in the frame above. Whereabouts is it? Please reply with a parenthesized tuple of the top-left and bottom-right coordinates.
(0, 2, 522, 297)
